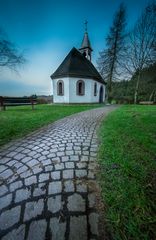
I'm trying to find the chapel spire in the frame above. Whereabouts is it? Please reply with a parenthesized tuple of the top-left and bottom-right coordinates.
(79, 21, 93, 61)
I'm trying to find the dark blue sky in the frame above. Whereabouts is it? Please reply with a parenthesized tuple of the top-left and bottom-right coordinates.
(0, 0, 150, 96)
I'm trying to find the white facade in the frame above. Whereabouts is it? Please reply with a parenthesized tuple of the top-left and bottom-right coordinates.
(52, 77, 105, 103)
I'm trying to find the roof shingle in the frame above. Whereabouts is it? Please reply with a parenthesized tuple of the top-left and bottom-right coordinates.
(51, 47, 105, 84)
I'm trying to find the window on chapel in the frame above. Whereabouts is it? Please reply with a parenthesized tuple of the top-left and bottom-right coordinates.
(77, 80, 85, 95)
(94, 83, 97, 96)
(57, 80, 64, 95)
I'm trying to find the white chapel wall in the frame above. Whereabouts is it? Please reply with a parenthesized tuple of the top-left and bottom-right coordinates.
(91, 80, 105, 103)
(52, 77, 105, 103)
(53, 78, 69, 103)
(69, 77, 105, 103)
(69, 77, 92, 103)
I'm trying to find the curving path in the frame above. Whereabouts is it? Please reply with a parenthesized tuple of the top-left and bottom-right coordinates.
(0, 106, 117, 240)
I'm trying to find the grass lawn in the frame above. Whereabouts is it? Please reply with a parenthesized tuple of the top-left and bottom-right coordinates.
(0, 103, 104, 147)
(98, 105, 156, 240)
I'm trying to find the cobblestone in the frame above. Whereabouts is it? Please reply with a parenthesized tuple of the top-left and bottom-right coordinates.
(2, 224, 25, 240)
(27, 159, 39, 167)
(88, 193, 96, 208)
(39, 173, 49, 182)
(57, 151, 65, 157)
(28, 150, 37, 157)
(27, 220, 47, 240)
(76, 180, 87, 193)
(15, 188, 31, 203)
(21, 156, 32, 163)
(0, 157, 11, 164)
(25, 175, 37, 186)
(33, 165, 43, 174)
(88, 170, 95, 179)
(6, 152, 17, 158)
(68, 193, 85, 212)
(54, 162, 64, 170)
(45, 165, 53, 172)
(51, 171, 60, 180)
(33, 183, 46, 197)
(80, 155, 89, 161)
(20, 170, 33, 178)
(6, 160, 17, 167)
(0, 169, 13, 179)
(0, 165, 7, 173)
(47, 153, 56, 158)
(48, 195, 62, 213)
(65, 162, 74, 169)
(48, 181, 62, 194)
(24, 199, 44, 221)
(64, 180, 74, 192)
(63, 169, 74, 179)
(70, 155, 79, 161)
(0, 106, 117, 239)
(76, 162, 87, 169)
(66, 150, 74, 156)
(0, 185, 8, 196)
(38, 161, 48, 169)
(61, 156, 69, 162)
(17, 165, 28, 174)
(14, 153, 25, 160)
(0, 206, 21, 230)
(69, 216, 87, 240)
(89, 213, 99, 235)
(0, 193, 12, 209)
(50, 217, 66, 240)
(75, 169, 87, 178)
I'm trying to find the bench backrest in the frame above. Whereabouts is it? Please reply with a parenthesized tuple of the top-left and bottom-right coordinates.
(0, 96, 37, 107)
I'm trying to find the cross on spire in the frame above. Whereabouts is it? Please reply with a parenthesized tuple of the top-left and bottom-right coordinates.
(84, 20, 88, 32)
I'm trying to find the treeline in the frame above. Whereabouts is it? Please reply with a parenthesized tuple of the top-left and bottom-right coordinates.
(97, 1, 156, 103)
(112, 63, 156, 103)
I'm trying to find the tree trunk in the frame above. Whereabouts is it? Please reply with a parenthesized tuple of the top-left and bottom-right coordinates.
(107, 83, 113, 103)
(107, 62, 114, 103)
(134, 73, 141, 104)
(149, 90, 155, 101)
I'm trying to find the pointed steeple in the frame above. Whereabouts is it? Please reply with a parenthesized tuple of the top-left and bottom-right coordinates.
(79, 21, 93, 61)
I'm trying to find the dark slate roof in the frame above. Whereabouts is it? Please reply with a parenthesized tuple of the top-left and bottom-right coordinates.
(51, 47, 105, 84)
(79, 32, 92, 51)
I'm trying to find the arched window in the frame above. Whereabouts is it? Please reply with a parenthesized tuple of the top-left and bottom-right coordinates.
(99, 85, 104, 103)
(77, 80, 85, 96)
(57, 80, 64, 96)
(94, 83, 97, 96)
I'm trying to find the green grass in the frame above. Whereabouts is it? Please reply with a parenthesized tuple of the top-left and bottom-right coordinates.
(0, 103, 104, 147)
(98, 105, 156, 240)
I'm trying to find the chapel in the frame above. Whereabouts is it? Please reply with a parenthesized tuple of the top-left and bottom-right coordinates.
(51, 23, 106, 103)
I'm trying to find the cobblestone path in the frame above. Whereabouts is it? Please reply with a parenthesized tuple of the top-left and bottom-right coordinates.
(0, 106, 117, 240)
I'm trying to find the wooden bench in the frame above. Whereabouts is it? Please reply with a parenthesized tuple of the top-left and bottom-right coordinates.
(139, 101, 154, 105)
(0, 96, 37, 110)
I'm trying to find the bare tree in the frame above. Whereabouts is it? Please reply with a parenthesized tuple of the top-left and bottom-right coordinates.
(122, 2, 156, 103)
(0, 28, 25, 71)
(97, 3, 127, 103)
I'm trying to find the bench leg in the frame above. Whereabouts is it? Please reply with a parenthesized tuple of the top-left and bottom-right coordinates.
(1, 106, 6, 111)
